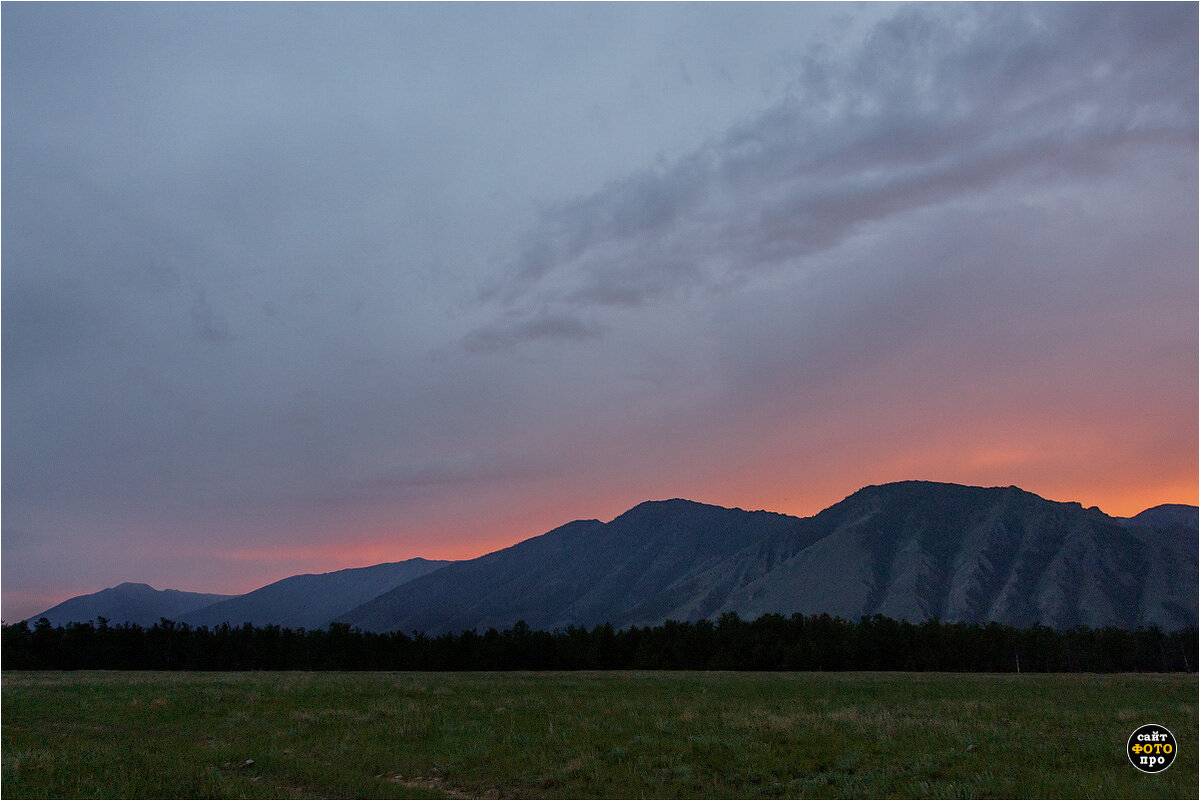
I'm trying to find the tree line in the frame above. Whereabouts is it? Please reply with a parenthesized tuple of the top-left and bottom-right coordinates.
(2, 613, 1195, 672)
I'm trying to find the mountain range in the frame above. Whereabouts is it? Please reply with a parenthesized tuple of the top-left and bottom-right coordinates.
(25, 481, 1198, 632)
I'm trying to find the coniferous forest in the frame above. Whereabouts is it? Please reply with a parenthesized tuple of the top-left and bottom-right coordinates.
(3, 613, 1195, 673)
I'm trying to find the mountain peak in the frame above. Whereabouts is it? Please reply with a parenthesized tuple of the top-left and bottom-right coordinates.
(113, 582, 157, 592)
(1125, 504, 1199, 530)
(606, 498, 708, 524)
(837, 480, 1058, 511)
(28, 583, 235, 627)
(624, 496, 705, 510)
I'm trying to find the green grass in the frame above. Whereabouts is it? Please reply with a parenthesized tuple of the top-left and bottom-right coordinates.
(2, 671, 1195, 799)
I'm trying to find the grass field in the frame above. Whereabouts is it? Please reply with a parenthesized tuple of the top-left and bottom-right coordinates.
(2, 671, 1195, 799)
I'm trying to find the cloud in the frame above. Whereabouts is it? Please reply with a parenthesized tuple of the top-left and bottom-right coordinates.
(461, 312, 608, 354)
(466, 3, 1197, 347)
(1, 279, 117, 373)
(189, 284, 233, 344)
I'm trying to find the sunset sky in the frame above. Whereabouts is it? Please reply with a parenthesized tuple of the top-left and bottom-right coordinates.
(4, 2, 1196, 622)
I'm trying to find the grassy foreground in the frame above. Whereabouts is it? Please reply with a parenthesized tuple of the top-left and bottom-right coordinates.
(2, 671, 1195, 799)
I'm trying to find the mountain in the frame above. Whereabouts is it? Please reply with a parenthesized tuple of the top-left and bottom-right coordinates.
(1122, 504, 1198, 531)
(711, 482, 1196, 630)
(339, 482, 1198, 634)
(27, 583, 234, 627)
(337, 500, 812, 634)
(180, 558, 450, 629)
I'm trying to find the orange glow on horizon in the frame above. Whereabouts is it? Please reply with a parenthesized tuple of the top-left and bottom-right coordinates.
(12, 465, 1193, 623)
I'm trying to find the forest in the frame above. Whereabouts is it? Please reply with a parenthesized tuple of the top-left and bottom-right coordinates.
(4, 612, 1195, 673)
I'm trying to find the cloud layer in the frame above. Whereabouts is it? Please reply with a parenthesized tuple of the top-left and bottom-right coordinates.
(469, 3, 1195, 344)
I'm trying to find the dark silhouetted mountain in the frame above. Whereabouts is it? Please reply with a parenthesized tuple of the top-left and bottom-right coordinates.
(1122, 504, 1198, 531)
(339, 482, 1198, 634)
(181, 558, 450, 629)
(712, 482, 1197, 631)
(27, 583, 234, 627)
(337, 500, 814, 634)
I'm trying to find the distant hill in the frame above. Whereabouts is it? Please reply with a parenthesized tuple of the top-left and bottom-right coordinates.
(31, 482, 1198, 634)
(180, 558, 450, 629)
(27, 583, 234, 627)
(1122, 503, 1198, 531)
(338, 482, 1198, 634)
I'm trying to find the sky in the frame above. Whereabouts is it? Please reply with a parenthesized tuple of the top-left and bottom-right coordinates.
(3, 2, 1197, 622)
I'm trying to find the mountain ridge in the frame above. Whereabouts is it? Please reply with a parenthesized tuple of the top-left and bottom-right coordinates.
(26, 481, 1198, 633)
(180, 558, 450, 630)
(337, 482, 1197, 633)
(27, 583, 235, 628)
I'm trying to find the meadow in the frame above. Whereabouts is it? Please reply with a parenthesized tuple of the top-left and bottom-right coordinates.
(2, 670, 1195, 799)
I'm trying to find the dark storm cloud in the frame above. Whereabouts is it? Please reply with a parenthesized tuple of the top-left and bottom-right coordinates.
(468, 3, 1196, 342)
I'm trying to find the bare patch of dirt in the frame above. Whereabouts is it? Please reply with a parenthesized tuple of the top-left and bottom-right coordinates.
(388, 773, 502, 799)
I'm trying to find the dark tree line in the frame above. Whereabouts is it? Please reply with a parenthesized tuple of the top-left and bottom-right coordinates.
(2, 613, 1195, 672)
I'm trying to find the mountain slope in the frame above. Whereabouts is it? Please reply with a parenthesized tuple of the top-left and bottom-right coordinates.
(337, 500, 815, 634)
(181, 558, 450, 629)
(714, 482, 1194, 629)
(1119, 510, 1198, 631)
(1122, 504, 1198, 531)
(339, 482, 1198, 634)
(27, 583, 234, 627)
